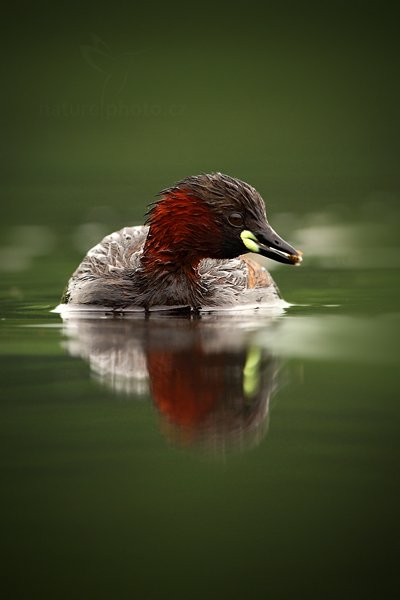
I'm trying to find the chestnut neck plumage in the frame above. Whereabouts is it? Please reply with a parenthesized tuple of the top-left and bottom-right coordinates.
(138, 190, 220, 306)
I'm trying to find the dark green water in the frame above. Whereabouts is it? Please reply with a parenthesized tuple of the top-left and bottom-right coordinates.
(1, 195, 399, 600)
(2, 3, 400, 599)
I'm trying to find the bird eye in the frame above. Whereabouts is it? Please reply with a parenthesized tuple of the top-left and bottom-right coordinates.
(228, 212, 244, 227)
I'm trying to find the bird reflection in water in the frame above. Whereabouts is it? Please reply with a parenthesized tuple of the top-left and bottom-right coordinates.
(62, 313, 282, 455)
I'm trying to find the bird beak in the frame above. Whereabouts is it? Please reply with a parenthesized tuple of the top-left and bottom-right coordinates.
(241, 226, 303, 265)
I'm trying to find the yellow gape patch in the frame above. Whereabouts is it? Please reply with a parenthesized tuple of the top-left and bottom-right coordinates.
(240, 230, 260, 253)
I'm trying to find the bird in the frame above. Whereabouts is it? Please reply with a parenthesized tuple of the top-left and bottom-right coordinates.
(62, 172, 302, 311)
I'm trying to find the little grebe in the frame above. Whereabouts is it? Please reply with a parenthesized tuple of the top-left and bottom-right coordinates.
(63, 173, 302, 310)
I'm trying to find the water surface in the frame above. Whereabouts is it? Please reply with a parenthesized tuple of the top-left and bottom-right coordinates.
(1, 199, 399, 600)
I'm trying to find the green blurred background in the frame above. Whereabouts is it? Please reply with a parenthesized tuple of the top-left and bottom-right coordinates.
(2, 0, 399, 219)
